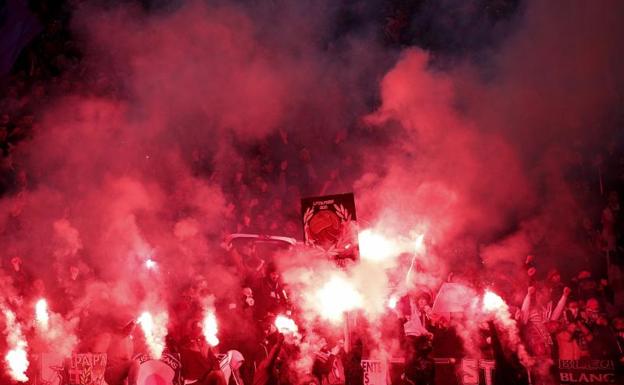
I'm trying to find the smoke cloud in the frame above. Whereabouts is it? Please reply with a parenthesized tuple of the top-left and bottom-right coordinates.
(0, 0, 623, 378)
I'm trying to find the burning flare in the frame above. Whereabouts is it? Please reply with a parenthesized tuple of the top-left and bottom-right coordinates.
(387, 295, 399, 310)
(35, 298, 50, 330)
(358, 229, 397, 261)
(483, 290, 506, 312)
(3, 309, 29, 382)
(275, 315, 298, 334)
(202, 311, 219, 347)
(316, 275, 362, 322)
(137, 311, 168, 358)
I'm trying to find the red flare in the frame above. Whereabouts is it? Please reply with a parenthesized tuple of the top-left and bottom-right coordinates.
(483, 290, 506, 312)
(202, 311, 219, 347)
(35, 298, 50, 330)
(137, 311, 167, 358)
(3, 309, 29, 382)
(316, 275, 362, 322)
(275, 315, 298, 334)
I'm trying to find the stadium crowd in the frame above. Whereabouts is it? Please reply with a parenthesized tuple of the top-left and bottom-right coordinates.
(1, 1, 624, 385)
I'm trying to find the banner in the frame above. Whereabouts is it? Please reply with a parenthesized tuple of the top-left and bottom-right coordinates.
(557, 360, 617, 384)
(67, 353, 107, 385)
(361, 360, 387, 385)
(33, 353, 65, 385)
(301, 193, 358, 263)
(135, 352, 183, 385)
(460, 359, 496, 385)
(387, 357, 494, 385)
(431, 283, 477, 317)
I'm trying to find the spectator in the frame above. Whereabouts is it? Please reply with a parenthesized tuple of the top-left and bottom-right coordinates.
(519, 285, 570, 384)
(312, 339, 346, 385)
(562, 299, 582, 324)
(613, 317, 624, 365)
(581, 297, 602, 327)
(601, 191, 622, 264)
(253, 263, 289, 320)
(221, 350, 246, 385)
(546, 269, 564, 304)
(253, 332, 284, 385)
(575, 270, 599, 301)
(555, 321, 590, 360)
(586, 312, 619, 360)
(180, 327, 226, 385)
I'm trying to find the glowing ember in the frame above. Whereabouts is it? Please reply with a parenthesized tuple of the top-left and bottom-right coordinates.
(483, 290, 506, 312)
(275, 315, 298, 334)
(316, 275, 363, 322)
(145, 259, 157, 269)
(35, 298, 50, 330)
(358, 229, 396, 261)
(3, 310, 29, 382)
(137, 311, 167, 358)
(202, 311, 219, 347)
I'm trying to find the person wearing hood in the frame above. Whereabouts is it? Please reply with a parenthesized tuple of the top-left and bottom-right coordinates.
(253, 332, 284, 385)
(254, 263, 289, 320)
(179, 321, 226, 385)
(221, 350, 245, 385)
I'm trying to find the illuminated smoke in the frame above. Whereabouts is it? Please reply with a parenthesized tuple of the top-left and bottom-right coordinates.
(275, 314, 299, 334)
(413, 233, 425, 254)
(202, 311, 219, 347)
(137, 311, 168, 358)
(315, 275, 363, 322)
(405, 232, 427, 287)
(0, 0, 620, 380)
(3, 309, 29, 382)
(32, 298, 78, 357)
(35, 298, 50, 330)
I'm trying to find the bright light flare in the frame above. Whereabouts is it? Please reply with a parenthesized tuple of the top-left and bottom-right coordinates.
(387, 295, 398, 310)
(202, 311, 219, 347)
(358, 229, 397, 262)
(5, 349, 28, 383)
(483, 290, 506, 312)
(3, 310, 29, 382)
(137, 311, 167, 358)
(275, 315, 298, 334)
(137, 312, 153, 331)
(145, 259, 157, 269)
(316, 276, 363, 322)
(35, 298, 50, 330)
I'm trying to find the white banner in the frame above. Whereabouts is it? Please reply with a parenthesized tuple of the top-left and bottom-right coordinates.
(361, 360, 387, 385)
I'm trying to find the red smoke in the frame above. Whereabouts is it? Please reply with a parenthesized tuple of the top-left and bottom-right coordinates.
(1, 0, 623, 379)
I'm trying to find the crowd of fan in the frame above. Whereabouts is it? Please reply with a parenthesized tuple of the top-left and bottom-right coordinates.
(1, 2, 624, 385)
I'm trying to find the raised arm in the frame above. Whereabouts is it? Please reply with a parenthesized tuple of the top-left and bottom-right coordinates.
(550, 287, 570, 321)
(520, 286, 534, 324)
